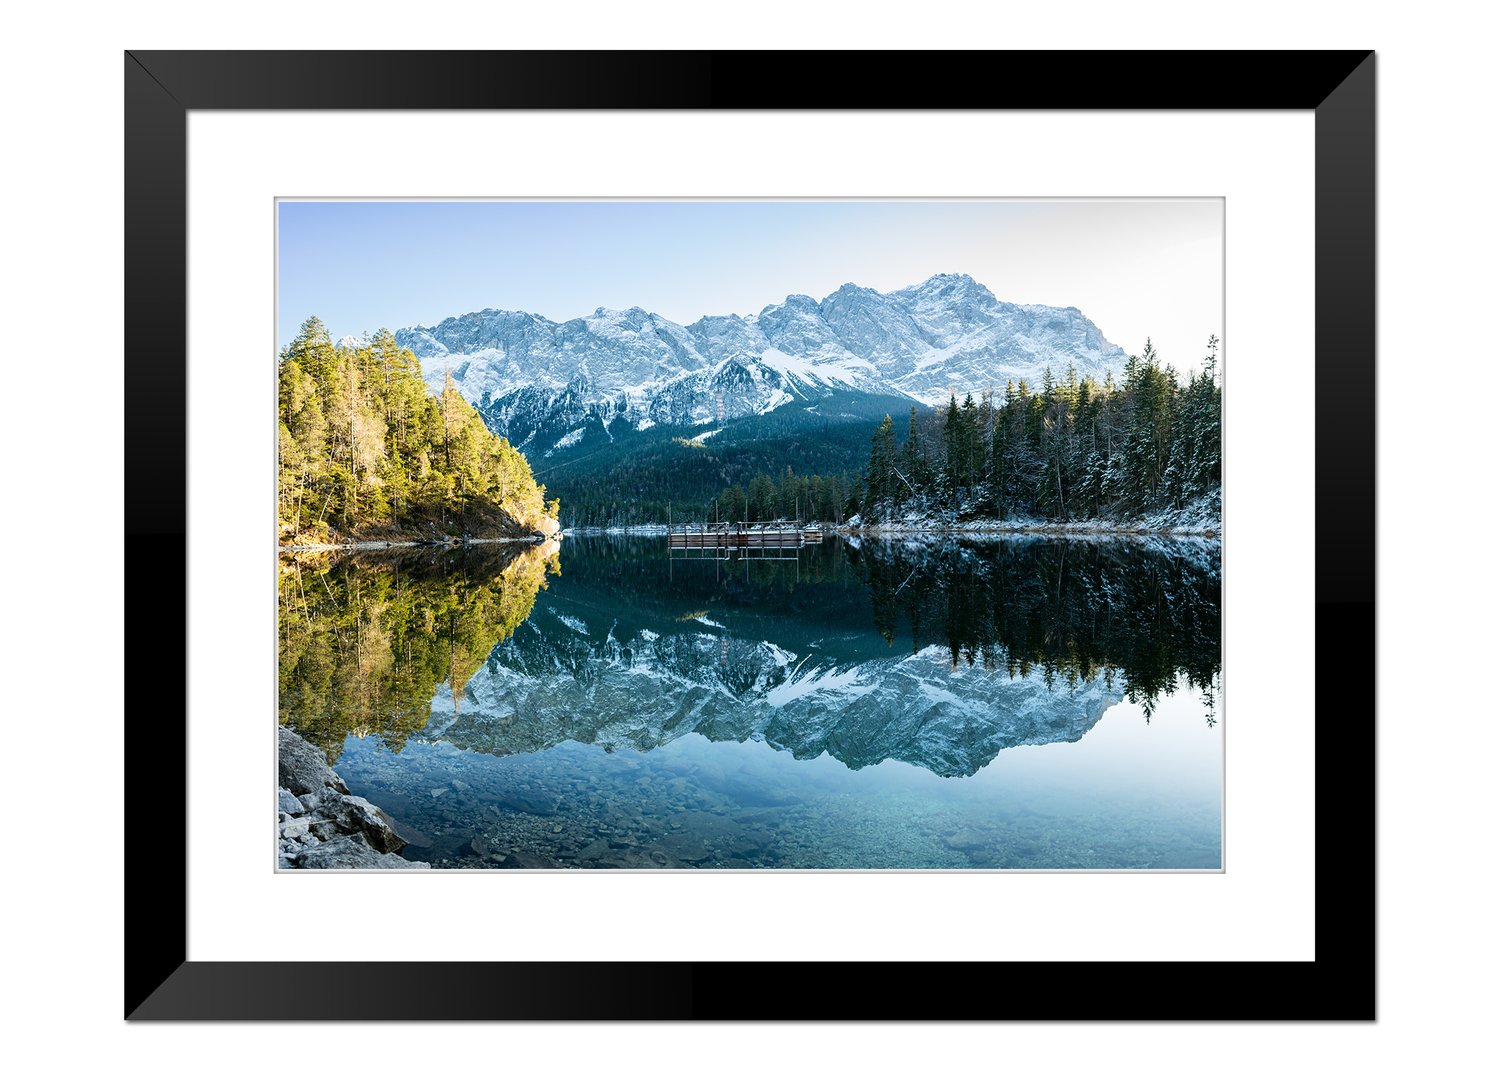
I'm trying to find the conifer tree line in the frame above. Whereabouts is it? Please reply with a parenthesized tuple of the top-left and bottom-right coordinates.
(278, 316, 559, 544)
(568, 466, 862, 529)
(710, 468, 861, 527)
(858, 337, 1221, 522)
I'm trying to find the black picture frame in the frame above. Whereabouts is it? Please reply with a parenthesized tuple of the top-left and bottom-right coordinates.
(125, 49, 1375, 1021)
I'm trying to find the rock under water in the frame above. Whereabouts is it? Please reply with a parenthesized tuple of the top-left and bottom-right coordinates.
(277, 727, 430, 869)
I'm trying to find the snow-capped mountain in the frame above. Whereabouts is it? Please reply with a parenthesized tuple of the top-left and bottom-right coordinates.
(405, 533, 1220, 779)
(423, 591, 1122, 779)
(391, 274, 1125, 446)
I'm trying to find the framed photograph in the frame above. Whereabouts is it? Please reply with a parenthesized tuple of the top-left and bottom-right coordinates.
(126, 50, 1374, 1019)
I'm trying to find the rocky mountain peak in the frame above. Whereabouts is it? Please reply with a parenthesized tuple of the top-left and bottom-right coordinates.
(386, 274, 1126, 446)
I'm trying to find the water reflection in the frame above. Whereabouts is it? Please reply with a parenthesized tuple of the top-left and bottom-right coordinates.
(277, 534, 1222, 868)
(278, 540, 560, 761)
(847, 536, 1222, 717)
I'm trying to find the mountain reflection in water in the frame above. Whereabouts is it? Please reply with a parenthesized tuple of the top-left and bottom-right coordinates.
(278, 534, 1222, 869)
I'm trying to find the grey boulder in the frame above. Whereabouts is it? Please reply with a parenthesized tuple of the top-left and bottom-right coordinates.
(293, 835, 430, 869)
(328, 794, 408, 854)
(278, 726, 349, 796)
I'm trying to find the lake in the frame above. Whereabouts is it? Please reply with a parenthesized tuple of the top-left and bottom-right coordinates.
(278, 533, 1222, 869)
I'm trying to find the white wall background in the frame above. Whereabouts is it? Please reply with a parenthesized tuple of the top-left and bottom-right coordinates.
(0, 3, 1491, 1068)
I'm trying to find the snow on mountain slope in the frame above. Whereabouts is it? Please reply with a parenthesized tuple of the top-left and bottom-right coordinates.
(391, 273, 1126, 443)
(427, 615, 1122, 778)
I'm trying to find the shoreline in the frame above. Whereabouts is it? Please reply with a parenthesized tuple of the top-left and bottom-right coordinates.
(839, 522, 1218, 539)
(279, 534, 556, 554)
(563, 522, 1218, 540)
(283, 520, 1221, 547)
(278, 726, 430, 869)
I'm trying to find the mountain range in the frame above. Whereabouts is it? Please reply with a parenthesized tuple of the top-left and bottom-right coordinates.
(420, 552, 1123, 779)
(381, 273, 1126, 456)
(427, 629, 1120, 780)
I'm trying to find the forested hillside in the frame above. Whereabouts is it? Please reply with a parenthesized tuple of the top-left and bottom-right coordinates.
(278, 317, 559, 545)
(850, 337, 1222, 524)
(858, 333, 1218, 516)
(704, 337, 1221, 528)
(534, 389, 897, 527)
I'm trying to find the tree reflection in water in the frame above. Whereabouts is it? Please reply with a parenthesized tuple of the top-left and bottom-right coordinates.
(278, 534, 1220, 770)
(278, 540, 559, 761)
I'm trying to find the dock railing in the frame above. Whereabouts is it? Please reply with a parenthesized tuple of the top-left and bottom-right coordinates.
(667, 522, 821, 548)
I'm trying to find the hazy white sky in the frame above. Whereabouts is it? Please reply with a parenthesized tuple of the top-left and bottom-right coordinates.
(279, 199, 1223, 376)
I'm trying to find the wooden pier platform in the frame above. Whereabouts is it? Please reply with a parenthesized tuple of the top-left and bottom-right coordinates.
(667, 524, 824, 548)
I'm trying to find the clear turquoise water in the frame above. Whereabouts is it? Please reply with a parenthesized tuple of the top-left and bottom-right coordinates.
(284, 534, 1222, 869)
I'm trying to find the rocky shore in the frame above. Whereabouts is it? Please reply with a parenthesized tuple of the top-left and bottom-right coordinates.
(277, 726, 429, 869)
(280, 533, 556, 554)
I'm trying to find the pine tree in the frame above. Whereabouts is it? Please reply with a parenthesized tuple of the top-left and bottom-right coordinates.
(1189, 335, 1222, 494)
(902, 405, 927, 497)
(941, 395, 963, 503)
(846, 477, 866, 521)
(277, 316, 553, 544)
(989, 413, 1008, 519)
(286, 316, 336, 381)
(867, 413, 898, 514)
(959, 393, 980, 494)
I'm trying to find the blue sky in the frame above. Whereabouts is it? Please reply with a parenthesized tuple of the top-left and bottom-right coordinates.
(278, 200, 1222, 374)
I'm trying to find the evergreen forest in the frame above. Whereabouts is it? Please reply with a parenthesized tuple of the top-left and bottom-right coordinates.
(703, 337, 1221, 527)
(278, 317, 558, 544)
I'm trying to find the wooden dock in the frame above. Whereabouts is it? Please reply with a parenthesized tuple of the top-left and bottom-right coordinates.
(667, 524, 823, 549)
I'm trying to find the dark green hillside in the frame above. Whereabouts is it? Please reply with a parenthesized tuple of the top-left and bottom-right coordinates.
(525, 389, 927, 527)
